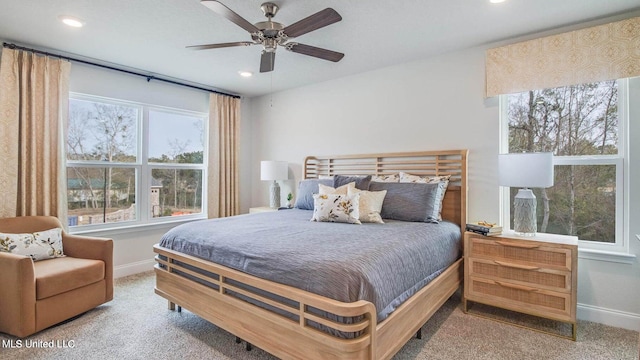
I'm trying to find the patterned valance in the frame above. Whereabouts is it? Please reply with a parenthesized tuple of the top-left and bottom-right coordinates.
(486, 17, 640, 97)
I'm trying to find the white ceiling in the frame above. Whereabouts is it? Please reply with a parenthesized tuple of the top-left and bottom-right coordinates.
(0, 0, 638, 98)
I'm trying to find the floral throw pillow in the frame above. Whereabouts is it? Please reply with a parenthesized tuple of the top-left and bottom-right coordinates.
(0, 228, 65, 261)
(311, 193, 361, 224)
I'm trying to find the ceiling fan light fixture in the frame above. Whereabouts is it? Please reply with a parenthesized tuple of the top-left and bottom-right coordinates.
(58, 15, 85, 28)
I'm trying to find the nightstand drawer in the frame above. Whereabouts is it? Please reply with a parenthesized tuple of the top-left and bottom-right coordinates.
(467, 277, 573, 322)
(467, 237, 573, 271)
(467, 258, 571, 292)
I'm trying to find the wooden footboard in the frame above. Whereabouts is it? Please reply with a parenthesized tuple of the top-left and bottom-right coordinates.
(154, 245, 462, 360)
(154, 245, 379, 359)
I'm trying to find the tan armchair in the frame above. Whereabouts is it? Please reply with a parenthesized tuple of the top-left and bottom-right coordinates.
(0, 216, 113, 338)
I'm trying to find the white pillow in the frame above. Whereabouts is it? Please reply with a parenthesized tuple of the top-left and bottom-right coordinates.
(318, 181, 355, 195)
(0, 228, 65, 261)
(347, 187, 387, 224)
(311, 193, 361, 224)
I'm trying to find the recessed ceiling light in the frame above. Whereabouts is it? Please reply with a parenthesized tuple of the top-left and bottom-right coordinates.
(490, 0, 506, 3)
(238, 71, 253, 77)
(58, 15, 85, 28)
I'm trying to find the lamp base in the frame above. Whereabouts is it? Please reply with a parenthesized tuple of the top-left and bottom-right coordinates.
(269, 181, 280, 209)
(513, 188, 537, 237)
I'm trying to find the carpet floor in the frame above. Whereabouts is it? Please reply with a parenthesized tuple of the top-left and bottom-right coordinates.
(1, 271, 638, 359)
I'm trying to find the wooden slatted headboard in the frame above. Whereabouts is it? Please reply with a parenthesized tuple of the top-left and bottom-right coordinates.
(303, 150, 468, 227)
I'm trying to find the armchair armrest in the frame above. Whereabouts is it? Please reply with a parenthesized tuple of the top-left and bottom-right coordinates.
(0, 252, 36, 337)
(62, 234, 114, 301)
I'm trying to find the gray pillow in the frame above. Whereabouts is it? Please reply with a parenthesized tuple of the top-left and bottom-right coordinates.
(294, 179, 334, 210)
(334, 175, 371, 190)
(368, 182, 440, 223)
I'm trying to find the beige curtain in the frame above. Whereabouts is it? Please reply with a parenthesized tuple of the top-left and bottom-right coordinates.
(486, 16, 640, 97)
(0, 48, 70, 219)
(207, 93, 240, 218)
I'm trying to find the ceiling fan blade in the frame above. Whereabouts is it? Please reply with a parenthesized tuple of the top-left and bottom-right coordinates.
(187, 41, 254, 50)
(200, 0, 260, 34)
(260, 51, 276, 73)
(286, 43, 344, 62)
(283, 8, 342, 38)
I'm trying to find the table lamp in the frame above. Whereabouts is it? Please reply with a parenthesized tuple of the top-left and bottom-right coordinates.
(260, 160, 288, 208)
(498, 152, 554, 236)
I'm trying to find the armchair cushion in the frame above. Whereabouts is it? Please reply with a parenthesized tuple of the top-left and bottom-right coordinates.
(34, 257, 105, 300)
(0, 228, 64, 261)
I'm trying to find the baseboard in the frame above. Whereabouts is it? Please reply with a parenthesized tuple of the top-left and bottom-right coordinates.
(578, 303, 640, 331)
(114, 259, 155, 278)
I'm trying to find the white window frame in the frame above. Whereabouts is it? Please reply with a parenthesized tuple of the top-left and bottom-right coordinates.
(66, 93, 208, 232)
(499, 79, 631, 260)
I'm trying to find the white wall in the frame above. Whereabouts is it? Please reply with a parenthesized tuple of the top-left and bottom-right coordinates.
(246, 46, 640, 331)
(249, 47, 500, 218)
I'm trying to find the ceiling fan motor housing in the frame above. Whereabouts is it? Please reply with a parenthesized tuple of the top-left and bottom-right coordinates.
(260, 2, 279, 18)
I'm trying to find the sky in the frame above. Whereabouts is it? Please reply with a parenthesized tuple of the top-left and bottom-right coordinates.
(148, 110, 204, 159)
(69, 98, 205, 161)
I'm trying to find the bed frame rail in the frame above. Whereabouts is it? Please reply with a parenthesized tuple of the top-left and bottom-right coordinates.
(154, 245, 378, 359)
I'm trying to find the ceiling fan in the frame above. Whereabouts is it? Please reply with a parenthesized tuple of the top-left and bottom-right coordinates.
(189, 1, 344, 73)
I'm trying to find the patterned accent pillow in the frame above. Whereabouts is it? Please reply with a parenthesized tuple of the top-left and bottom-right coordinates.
(371, 174, 400, 183)
(399, 172, 451, 184)
(348, 187, 387, 224)
(318, 182, 355, 195)
(311, 193, 361, 224)
(399, 172, 452, 221)
(0, 228, 65, 261)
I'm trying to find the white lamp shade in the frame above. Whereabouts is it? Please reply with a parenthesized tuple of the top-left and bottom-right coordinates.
(260, 160, 288, 181)
(498, 152, 554, 188)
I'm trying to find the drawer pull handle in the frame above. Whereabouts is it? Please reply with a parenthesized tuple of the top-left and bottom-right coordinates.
(495, 281, 539, 292)
(495, 241, 540, 249)
(494, 260, 540, 271)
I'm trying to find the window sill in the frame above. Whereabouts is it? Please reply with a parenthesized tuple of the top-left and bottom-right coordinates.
(578, 248, 636, 264)
(69, 216, 207, 239)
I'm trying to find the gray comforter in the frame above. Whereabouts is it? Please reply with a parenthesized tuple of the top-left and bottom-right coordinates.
(159, 209, 461, 322)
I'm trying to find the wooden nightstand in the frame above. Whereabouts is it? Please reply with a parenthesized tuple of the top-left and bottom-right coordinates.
(463, 230, 578, 340)
(249, 206, 278, 214)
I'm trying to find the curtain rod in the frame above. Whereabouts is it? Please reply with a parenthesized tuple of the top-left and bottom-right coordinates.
(2, 42, 241, 99)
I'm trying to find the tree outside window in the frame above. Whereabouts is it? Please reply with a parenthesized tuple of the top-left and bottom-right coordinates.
(66, 95, 207, 228)
(505, 80, 622, 243)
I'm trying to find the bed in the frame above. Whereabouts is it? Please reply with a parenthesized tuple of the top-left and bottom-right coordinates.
(154, 150, 468, 359)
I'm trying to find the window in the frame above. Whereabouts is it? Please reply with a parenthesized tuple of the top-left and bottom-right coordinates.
(66, 94, 207, 229)
(501, 79, 627, 252)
